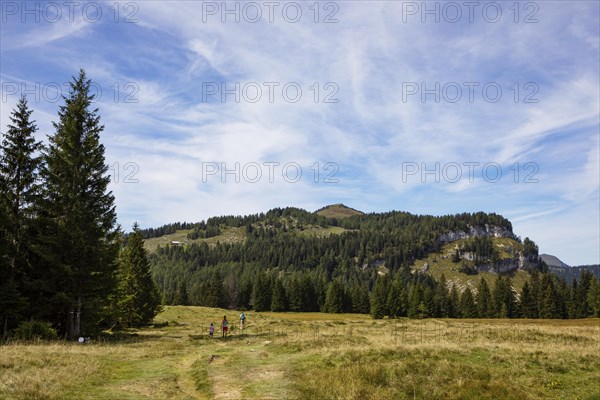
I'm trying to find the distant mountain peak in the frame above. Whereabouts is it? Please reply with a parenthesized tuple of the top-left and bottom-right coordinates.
(540, 254, 570, 268)
(315, 204, 364, 218)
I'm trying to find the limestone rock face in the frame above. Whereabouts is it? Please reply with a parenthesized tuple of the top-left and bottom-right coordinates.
(439, 226, 541, 273)
(438, 225, 515, 243)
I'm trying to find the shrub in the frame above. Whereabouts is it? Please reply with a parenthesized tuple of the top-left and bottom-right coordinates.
(12, 321, 58, 341)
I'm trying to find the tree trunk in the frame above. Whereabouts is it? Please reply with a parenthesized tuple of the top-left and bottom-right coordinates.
(66, 304, 75, 340)
(3, 316, 8, 340)
(74, 297, 81, 338)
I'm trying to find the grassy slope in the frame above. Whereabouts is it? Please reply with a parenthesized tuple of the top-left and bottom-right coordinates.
(2, 307, 599, 400)
(143, 227, 247, 252)
(144, 225, 350, 253)
(315, 204, 364, 219)
(412, 237, 530, 292)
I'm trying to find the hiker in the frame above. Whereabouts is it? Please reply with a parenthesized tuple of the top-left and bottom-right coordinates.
(240, 311, 246, 330)
(221, 316, 229, 338)
(209, 322, 214, 338)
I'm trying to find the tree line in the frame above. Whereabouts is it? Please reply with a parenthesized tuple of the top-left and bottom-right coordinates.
(0, 70, 161, 340)
(156, 254, 600, 320)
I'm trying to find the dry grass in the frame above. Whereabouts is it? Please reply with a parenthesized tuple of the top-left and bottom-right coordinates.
(1, 307, 599, 399)
(413, 237, 531, 292)
(143, 227, 246, 252)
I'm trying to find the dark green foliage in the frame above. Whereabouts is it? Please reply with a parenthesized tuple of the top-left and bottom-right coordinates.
(252, 273, 272, 312)
(476, 278, 494, 318)
(38, 70, 119, 339)
(539, 274, 563, 319)
(523, 237, 539, 260)
(447, 285, 460, 318)
(433, 275, 450, 317)
(451, 248, 461, 263)
(0, 280, 28, 339)
(458, 236, 498, 265)
(520, 281, 536, 318)
(13, 320, 58, 341)
(587, 277, 600, 317)
(173, 282, 190, 306)
(459, 287, 477, 318)
(386, 279, 406, 318)
(117, 223, 162, 327)
(458, 262, 478, 275)
(370, 276, 389, 319)
(324, 279, 348, 314)
(271, 279, 288, 312)
(0, 96, 41, 337)
(492, 275, 517, 318)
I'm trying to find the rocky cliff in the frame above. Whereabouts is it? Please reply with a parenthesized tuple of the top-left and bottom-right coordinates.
(438, 225, 516, 243)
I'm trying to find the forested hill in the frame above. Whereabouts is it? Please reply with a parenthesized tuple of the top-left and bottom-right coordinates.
(148, 206, 512, 299)
(145, 205, 600, 319)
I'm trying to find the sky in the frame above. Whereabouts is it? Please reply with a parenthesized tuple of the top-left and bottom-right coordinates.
(1, 1, 599, 265)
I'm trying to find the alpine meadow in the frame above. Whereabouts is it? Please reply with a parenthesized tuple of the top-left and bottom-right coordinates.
(1, 1, 600, 399)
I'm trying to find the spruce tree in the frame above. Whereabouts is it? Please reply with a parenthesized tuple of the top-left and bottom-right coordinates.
(252, 273, 272, 311)
(117, 223, 162, 327)
(270, 278, 288, 312)
(0, 96, 42, 335)
(520, 281, 536, 318)
(386, 279, 405, 318)
(324, 279, 346, 313)
(287, 276, 303, 312)
(205, 273, 224, 308)
(39, 70, 119, 339)
(476, 277, 493, 318)
(448, 285, 460, 318)
(370, 276, 389, 319)
(174, 281, 190, 306)
(587, 277, 600, 318)
(460, 287, 477, 318)
(540, 275, 561, 319)
(433, 274, 449, 317)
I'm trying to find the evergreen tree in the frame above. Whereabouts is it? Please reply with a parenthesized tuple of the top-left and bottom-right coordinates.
(433, 274, 449, 317)
(271, 278, 288, 312)
(422, 286, 435, 318)
(529, 271, 542, 318)
(476, 277, 493, 318)
(174, 281, 190, 306)
(0, 96, 42, 336)
(370, 275, 389, 319)
(205, 273, 224, 308)
(587, 277, 600, 318)
(492, 275, 517, 318)
(387, 278, 406, 318)
(520, 281, 536, 318)
(324, 279, 346, 313)
(448, 285, 460, 318)
(350, 281, 370, 314)
(252, 273, 272, 311)
(223, 272, 240, 309)
(287, 276, 303, 312)
(117, 223, 162, 327)
(575, 271, 593, 317)
(39, 70, 119, 338)
(539, 275, 561, 319)
(460, 287, 477, 318)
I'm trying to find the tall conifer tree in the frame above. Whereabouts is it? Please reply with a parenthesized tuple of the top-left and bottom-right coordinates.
(0, 96, 42, 336)
(39, 70, 119, 339)
(117, 223, 162, 327)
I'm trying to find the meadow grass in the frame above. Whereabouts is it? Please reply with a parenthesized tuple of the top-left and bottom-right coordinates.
(1, 307, 598, 399)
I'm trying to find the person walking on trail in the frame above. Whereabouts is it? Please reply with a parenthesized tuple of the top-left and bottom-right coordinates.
(240, 312, 246, 330)
(209, 322, 214, 338)
(221, 316, 229, 338)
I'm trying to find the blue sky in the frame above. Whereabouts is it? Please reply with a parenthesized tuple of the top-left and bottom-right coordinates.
(1, 1, 599, 265)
